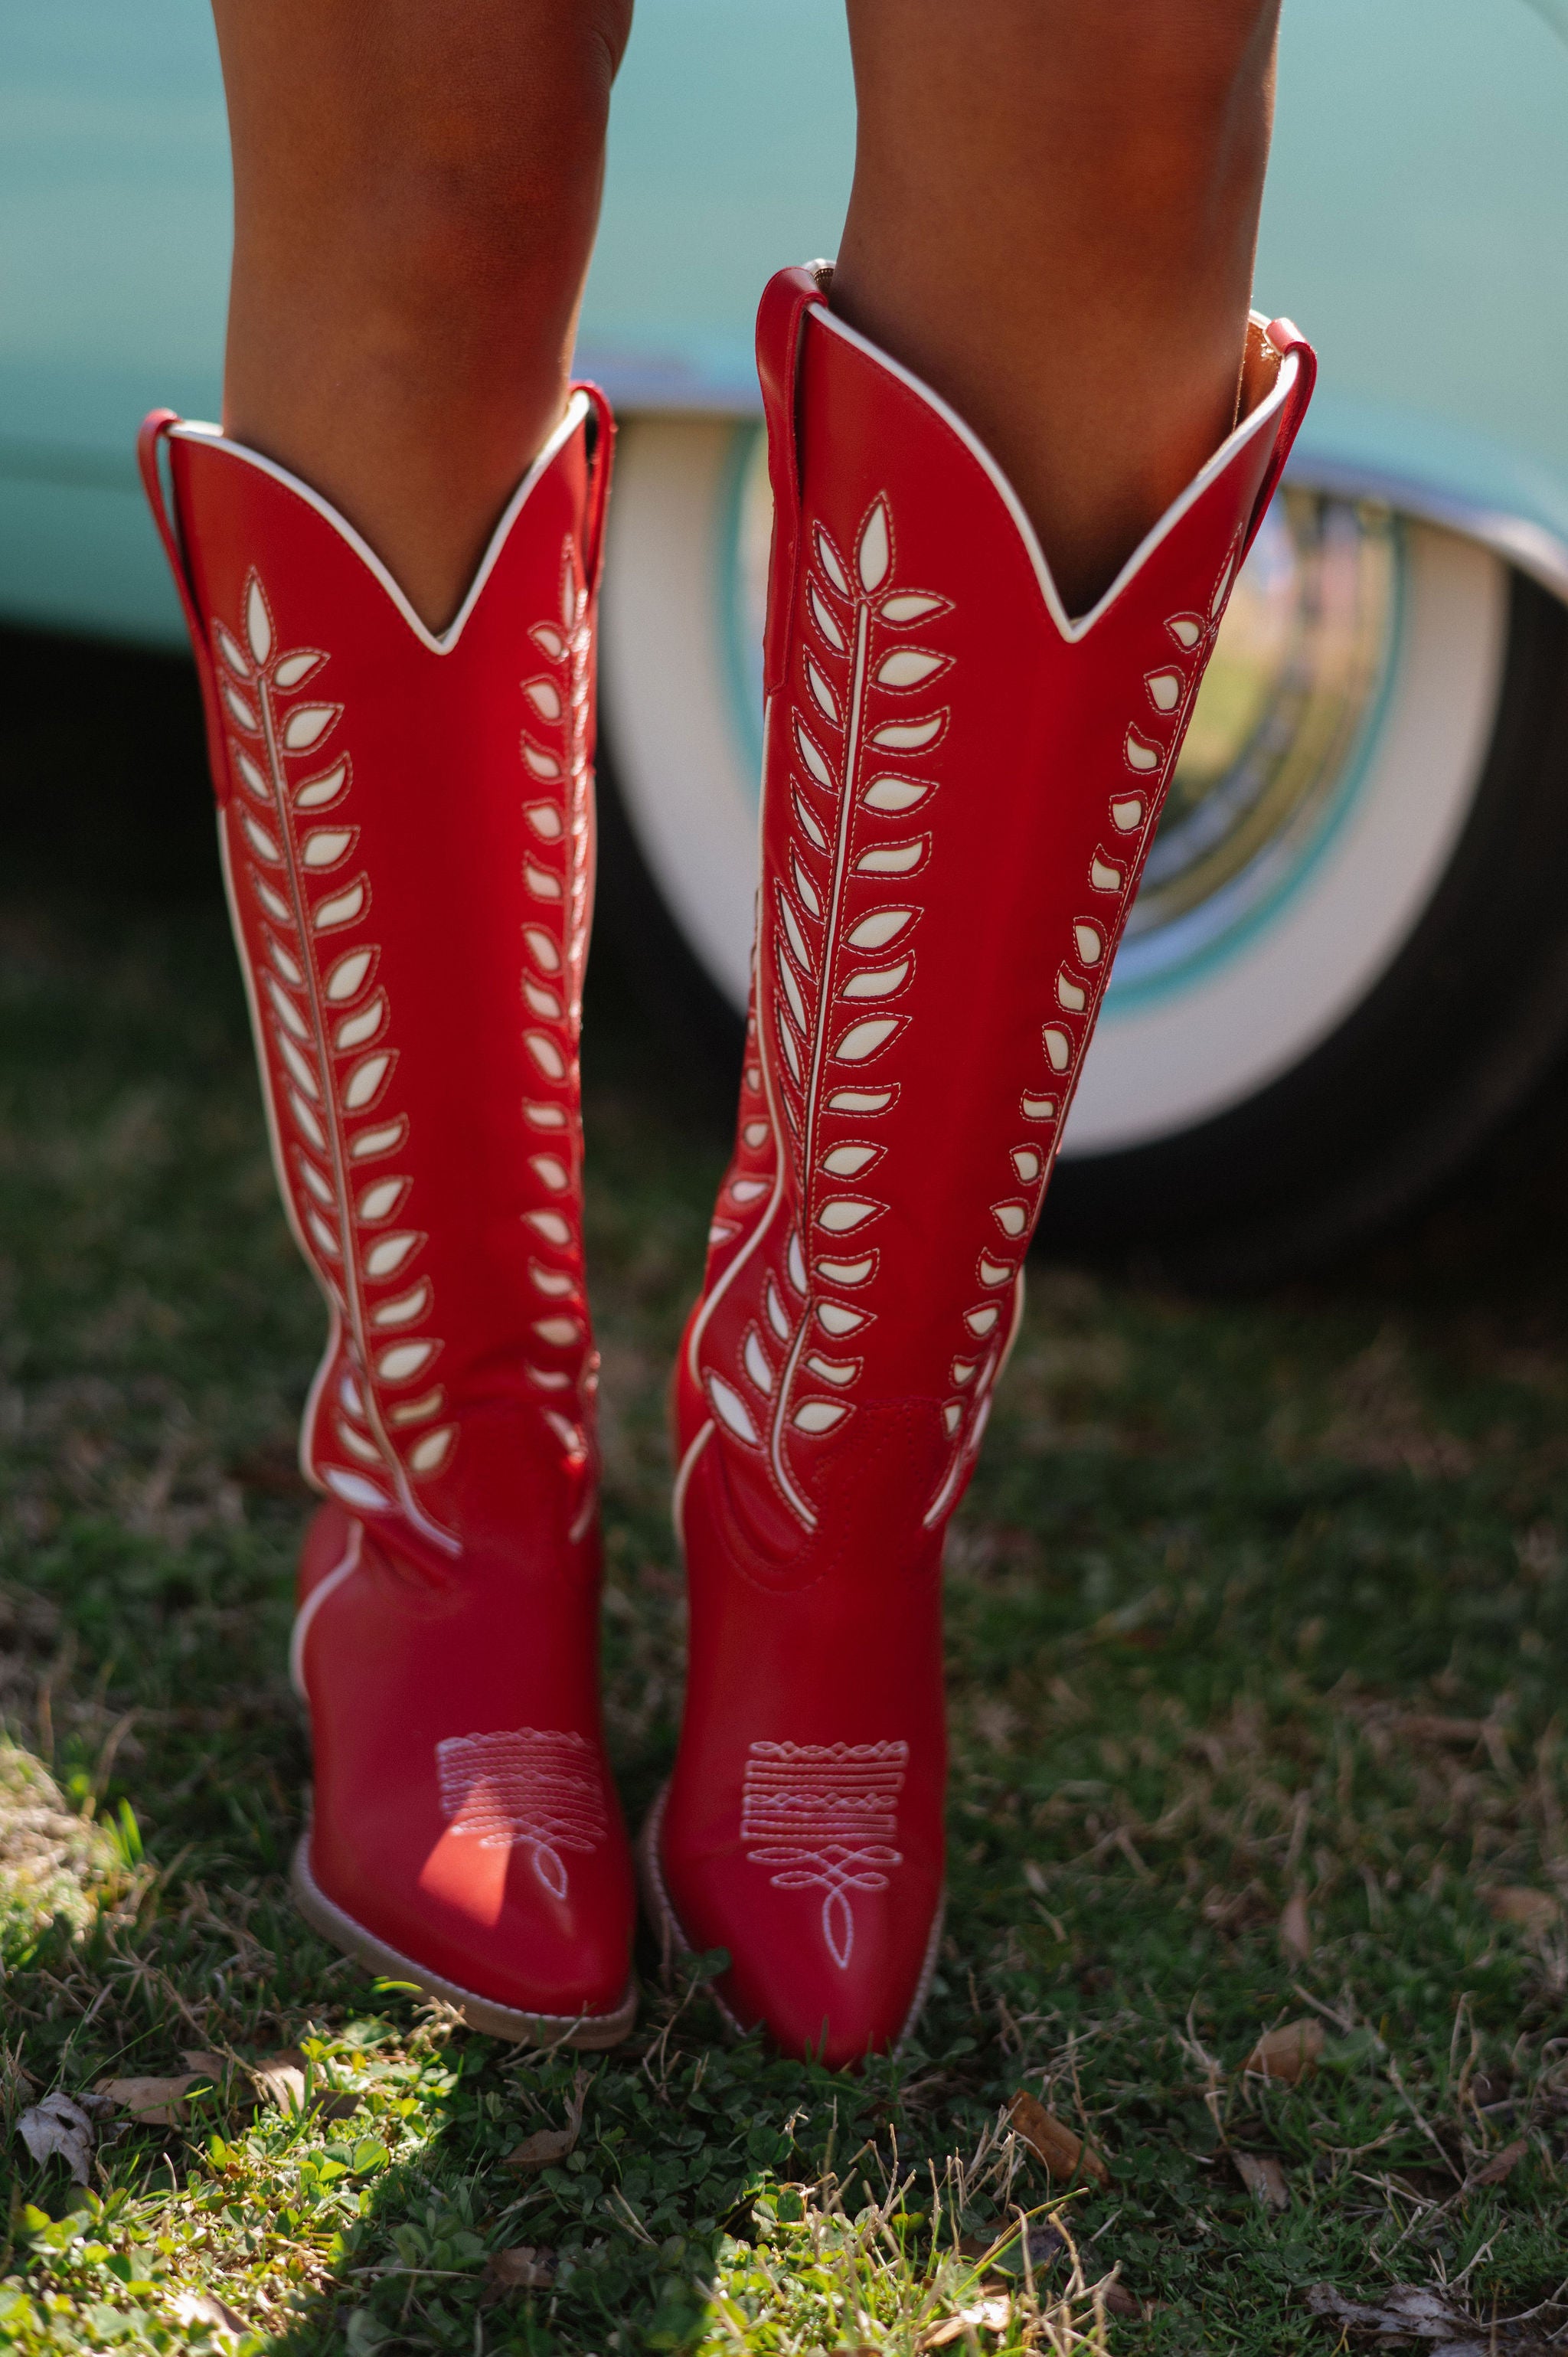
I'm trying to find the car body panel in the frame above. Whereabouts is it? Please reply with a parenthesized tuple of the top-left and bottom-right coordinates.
(3, 0, 1567, 643)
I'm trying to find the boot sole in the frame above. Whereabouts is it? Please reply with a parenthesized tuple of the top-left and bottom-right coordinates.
(635, 1780, 945, 2058)
(291, 1836, 638, 2050)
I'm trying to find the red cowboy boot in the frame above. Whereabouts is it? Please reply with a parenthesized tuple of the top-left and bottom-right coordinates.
(643, 267, 1315, 2064)
(141, 397, 636, 2044)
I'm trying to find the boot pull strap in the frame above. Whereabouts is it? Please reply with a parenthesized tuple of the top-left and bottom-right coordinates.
(137, 410, 231, 803)
(1242, 320, 1318, 562)
(756, 264, 830, 700)
(575, 381, 617, 600)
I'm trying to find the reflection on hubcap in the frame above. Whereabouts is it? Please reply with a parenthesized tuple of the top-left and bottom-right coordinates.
(1116, 491, 1400, 989)
(727, 433, 1401, 998)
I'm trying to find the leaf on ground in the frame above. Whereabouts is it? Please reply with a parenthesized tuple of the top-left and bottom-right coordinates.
(1099, 2280, 1144, 2320)
(1233, 2151, 1290, 2210)
(15, 2091, 109, 2183)
(316, 2090, 362, 2120)
(1279, 1888, 1314, 1963)
(1304, 2280, 1501, 2352)
(920, 2294, 1012, 2349)
(250, 2049, 308, 2112)
(482, 2244, 556, 2297)
(1008, 2091, 1111, 2185)
(181, 2049, 229, 2078)
(96, 2073, 200, 2126)
(505, 2064, 590, 2171)
(1243, 2017, 1324, 2084)
(1468, 2136, 1529, 2188)
(1482, 1885, 1560, 1935)
(169, 2288, 249, 2340)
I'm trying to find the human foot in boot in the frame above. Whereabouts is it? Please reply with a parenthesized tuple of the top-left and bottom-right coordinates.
(142, 397, 635, 2043)
(642, 265, 1313, 2064)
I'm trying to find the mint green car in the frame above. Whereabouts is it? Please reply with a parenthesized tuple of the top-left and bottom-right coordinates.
(6, 0, 1568, 1274)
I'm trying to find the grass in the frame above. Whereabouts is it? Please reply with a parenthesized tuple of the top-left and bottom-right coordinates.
(2, 628, 1568, 2353)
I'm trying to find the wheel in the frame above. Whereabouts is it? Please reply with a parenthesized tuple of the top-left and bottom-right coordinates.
(597, 415, 1568, 1280)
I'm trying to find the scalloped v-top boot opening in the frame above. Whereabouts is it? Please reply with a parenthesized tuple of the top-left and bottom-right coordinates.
(140, 399, 636, 2045)
(645, 263, 1316, 2066)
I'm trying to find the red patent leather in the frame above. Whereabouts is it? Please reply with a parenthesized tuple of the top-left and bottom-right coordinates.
(140, 399, 635, 2038)
(650, 269, 1315, 2064)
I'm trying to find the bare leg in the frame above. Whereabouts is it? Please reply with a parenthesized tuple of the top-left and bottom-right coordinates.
(212, 0, 632, 629)
(835, 0, 1281, 616)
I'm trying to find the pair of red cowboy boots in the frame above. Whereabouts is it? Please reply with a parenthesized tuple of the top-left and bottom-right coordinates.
(142, 264, 1313, 2062)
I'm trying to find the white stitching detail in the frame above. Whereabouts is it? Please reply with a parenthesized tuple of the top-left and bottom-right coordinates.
(741, 1740, 909, 1970)
(436, 1728, 608, 1900)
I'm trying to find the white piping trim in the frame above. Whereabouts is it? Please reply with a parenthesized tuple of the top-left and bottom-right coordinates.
(289, 1517, 364, 1699)
(812, 309, 1300, 645)
(671, 1417, 715, 1554)
(168, 394, 591, 656)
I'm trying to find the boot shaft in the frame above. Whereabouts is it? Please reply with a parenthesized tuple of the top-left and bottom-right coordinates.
(684, 270, 1315, 1562)
(140, 398, 614, 1571)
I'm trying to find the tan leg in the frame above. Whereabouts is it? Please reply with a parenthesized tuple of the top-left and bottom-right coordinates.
(835, 0, 1282, 614)
(211, 0, 632, 629)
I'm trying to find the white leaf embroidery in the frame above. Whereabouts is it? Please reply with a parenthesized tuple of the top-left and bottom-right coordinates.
(857, 501, 890, 591)
(341, 1051, 391, 1110)
(710, 1374, 760, 1444)
(363, 1232, 420, 1280)
(370, 1280, 431, 1329)
(821, 1143, 879, 1178)
(846, 908, 913, 950)
(816, 1198, 880, 1233)
(281, 704, 339, 753)
(408, 1424, 456, 1474)
(871, 714, 942, 752)
(296, 757, 349, 810)
(840, 958, 910, 1001)
(833, 1016, 900, 1063)
(302, 827, 354, 869)
(312, 879, 367, 930)
(246, 576, 273, 665)
(358, 1177, 406, 1222)
(325, 946, 374, 1002)
(815, 527, 850, 596)
(863, 776, 929, 812)
(855, 839, 926, 875)
(874, 649, 946, 689)
(216, 623, 248, 678)
(816, 1301, 866, 1335)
